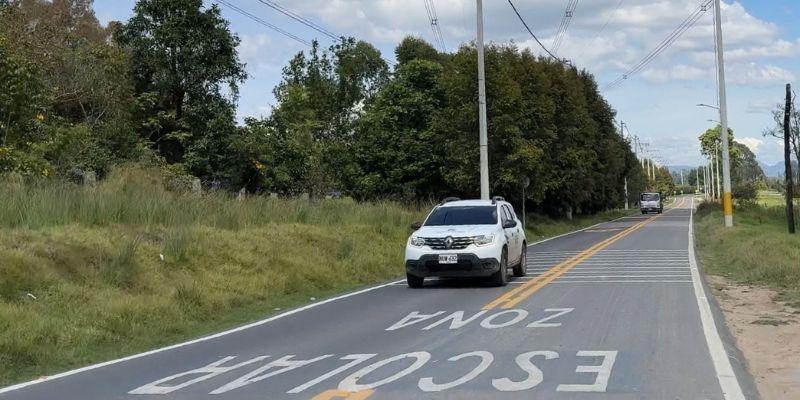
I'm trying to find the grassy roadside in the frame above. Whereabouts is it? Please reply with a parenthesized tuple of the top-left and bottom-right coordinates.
(694, 194, 800, 307)
(0, 167, 633, 386)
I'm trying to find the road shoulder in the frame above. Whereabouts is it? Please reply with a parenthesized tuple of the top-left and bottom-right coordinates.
(708, 275, 800, 399)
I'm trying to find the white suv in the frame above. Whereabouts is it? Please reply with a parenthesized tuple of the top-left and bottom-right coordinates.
(404, 197, 527, 288)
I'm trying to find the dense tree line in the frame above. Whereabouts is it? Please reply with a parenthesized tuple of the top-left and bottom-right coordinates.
(0, 0, 647, 217)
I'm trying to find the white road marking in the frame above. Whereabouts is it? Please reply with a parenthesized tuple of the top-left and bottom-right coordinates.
(287, 354, 377, 394)
(418, 351, 494, 392)
(555, 275, 692, 279)
(480, 309, 529, 329)
(128, 356, 270, 394)
(687, 197, 746, 400)
(422, 310, 488, 330)
(385, 311, 446, 331)
(491, 351, 558, 392)
(526, 308, 574, 328)
(0, 279, 404, 394)
(338, 352, 431, 392)
(210, 354, 333, 394)
(556, 351, 617, 392)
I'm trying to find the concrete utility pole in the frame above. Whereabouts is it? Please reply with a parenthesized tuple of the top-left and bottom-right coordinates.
(621, 121, 628, 210)
(476, 0, 489, 200)
(714, 0, 733, 226)
(714, 143, 721, 199)
(696, 168, 701, 193)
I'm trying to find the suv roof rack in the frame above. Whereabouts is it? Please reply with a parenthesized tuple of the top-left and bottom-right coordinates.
(491, 196, 505, 204)
(441, 196, 461, 205)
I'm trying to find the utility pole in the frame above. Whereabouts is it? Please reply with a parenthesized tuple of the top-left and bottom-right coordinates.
(696, 168, 701, 193)
(784, 83, 796, 234)
(621, 121, 629, 210)
(476, 0, 489, 200)
(714, 0, 733, 226)
(715, 144, 721, 199)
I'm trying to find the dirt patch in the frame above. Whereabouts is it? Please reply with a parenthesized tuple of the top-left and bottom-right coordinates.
(709, 275, 800, 399)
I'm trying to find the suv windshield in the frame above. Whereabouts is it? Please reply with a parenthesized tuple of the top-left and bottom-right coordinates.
(424, 206, 498, 226)
(641, 193, 660, 201)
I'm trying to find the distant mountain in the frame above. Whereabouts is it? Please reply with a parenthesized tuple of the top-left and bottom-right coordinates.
(667, 165, 693, 174)
(760, 161, 785, 178)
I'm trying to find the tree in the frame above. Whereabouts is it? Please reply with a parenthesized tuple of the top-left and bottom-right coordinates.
(395, 36, 446, 66)
(118, 0, 246, 164)
(270, 38, 388, 197)
(730, 142, 764, 184)
(0, 0, 132, 125)
(352, 59, 447, 199)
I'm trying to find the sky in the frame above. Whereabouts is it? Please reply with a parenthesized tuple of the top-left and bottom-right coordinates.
(94, 0, 800, 168)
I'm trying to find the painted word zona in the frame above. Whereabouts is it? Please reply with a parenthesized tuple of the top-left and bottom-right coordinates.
(129, 349, 617, 396)
(385, 308, 575, 331)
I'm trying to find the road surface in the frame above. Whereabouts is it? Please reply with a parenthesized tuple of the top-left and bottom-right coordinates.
(0, 196, 758, 399)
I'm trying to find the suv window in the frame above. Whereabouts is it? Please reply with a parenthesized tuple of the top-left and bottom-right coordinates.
(501, 205, 513, 222)
(641, 193, 660, 201)
(425, 206, 498, 226)
(503, 204, 516, 220)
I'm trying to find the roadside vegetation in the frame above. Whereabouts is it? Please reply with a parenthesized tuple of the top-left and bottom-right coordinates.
(695, 193, 800, 307)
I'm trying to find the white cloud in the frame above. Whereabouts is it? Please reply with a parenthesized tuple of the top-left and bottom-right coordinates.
(728, 63, 796, 86)
(735, 137, 763, 153)
(746, 99, 776, 114)
(640, 64, 711, 83)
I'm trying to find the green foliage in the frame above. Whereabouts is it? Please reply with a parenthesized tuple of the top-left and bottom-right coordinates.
(118, 0, 246, 167)
(0, 39, 44, 147)
(732, 181, 759, 204)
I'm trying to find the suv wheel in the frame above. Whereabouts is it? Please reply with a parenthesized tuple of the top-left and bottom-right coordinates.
(489, 248, 509, 287)
(513, 246, 527, 277)
(406, 273, 424, 288)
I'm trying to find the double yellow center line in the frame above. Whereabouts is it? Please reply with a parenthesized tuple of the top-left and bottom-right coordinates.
(482, 200, 681, 310)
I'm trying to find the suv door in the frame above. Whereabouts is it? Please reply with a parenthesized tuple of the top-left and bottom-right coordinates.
(501, 205, 521, 264)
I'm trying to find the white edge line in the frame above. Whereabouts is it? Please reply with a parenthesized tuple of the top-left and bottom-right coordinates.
(687, 196, 746, 400)
(0, 279, 405, 394)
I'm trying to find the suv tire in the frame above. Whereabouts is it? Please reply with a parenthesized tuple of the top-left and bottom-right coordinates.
(406, 273, 424, 288)
(489, 248, 509, 287)
(512, 246, 527, 277)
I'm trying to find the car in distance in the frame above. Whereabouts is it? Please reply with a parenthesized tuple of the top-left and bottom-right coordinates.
(404, 197, 527, 288)
(640, 192, 663, 214)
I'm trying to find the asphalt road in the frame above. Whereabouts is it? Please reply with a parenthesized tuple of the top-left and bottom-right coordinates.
(1, 196, 758, 400)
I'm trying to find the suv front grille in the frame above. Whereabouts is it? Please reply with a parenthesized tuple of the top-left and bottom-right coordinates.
(422, 236, 472, 250)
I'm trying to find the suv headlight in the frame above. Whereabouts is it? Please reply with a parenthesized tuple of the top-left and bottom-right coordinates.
(472, 234, 495, 247)
(410, 236, 426, 247)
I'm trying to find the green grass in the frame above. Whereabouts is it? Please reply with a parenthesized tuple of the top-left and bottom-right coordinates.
(0, 166, 632, 386)
(694, 197, 800, 309)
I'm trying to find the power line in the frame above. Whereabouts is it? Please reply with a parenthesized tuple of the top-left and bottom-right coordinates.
(603, 0, 713, 91)
(215, 0, 310, 46)
(506, 0, 563, 62)
(256, 0, 340, 41)
(577, 0, 623, 58)
(423, 0, 447, 52)
(552, 0, 580, 56)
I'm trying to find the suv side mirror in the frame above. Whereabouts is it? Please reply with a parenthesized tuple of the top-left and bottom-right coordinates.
(410, 221, 422, 231)
(502, 219, 517, 229)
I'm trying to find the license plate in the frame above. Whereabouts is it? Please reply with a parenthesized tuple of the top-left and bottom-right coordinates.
(439, 254, 458, 264)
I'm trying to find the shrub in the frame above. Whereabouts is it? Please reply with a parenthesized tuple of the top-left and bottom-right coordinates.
(733, 181, 758, 205)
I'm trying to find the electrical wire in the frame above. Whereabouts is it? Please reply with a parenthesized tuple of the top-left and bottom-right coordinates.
(603, 0, 713, 91)
(423, 0, 447, 52)
(215, 0, 310, 46)
(256, 0, 340, 41)
(506, 0, 563, 62)
(552, 0, 580, 55)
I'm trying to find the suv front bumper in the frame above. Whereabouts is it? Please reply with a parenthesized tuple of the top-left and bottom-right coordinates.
(405, 254, 501, 278)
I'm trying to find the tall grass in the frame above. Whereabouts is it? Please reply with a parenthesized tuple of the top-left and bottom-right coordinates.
(0, 167, 421, 230)
(695, 199, 800, 307)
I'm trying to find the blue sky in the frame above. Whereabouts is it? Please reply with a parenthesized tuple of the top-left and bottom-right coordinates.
(95, 0, 800, 167)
